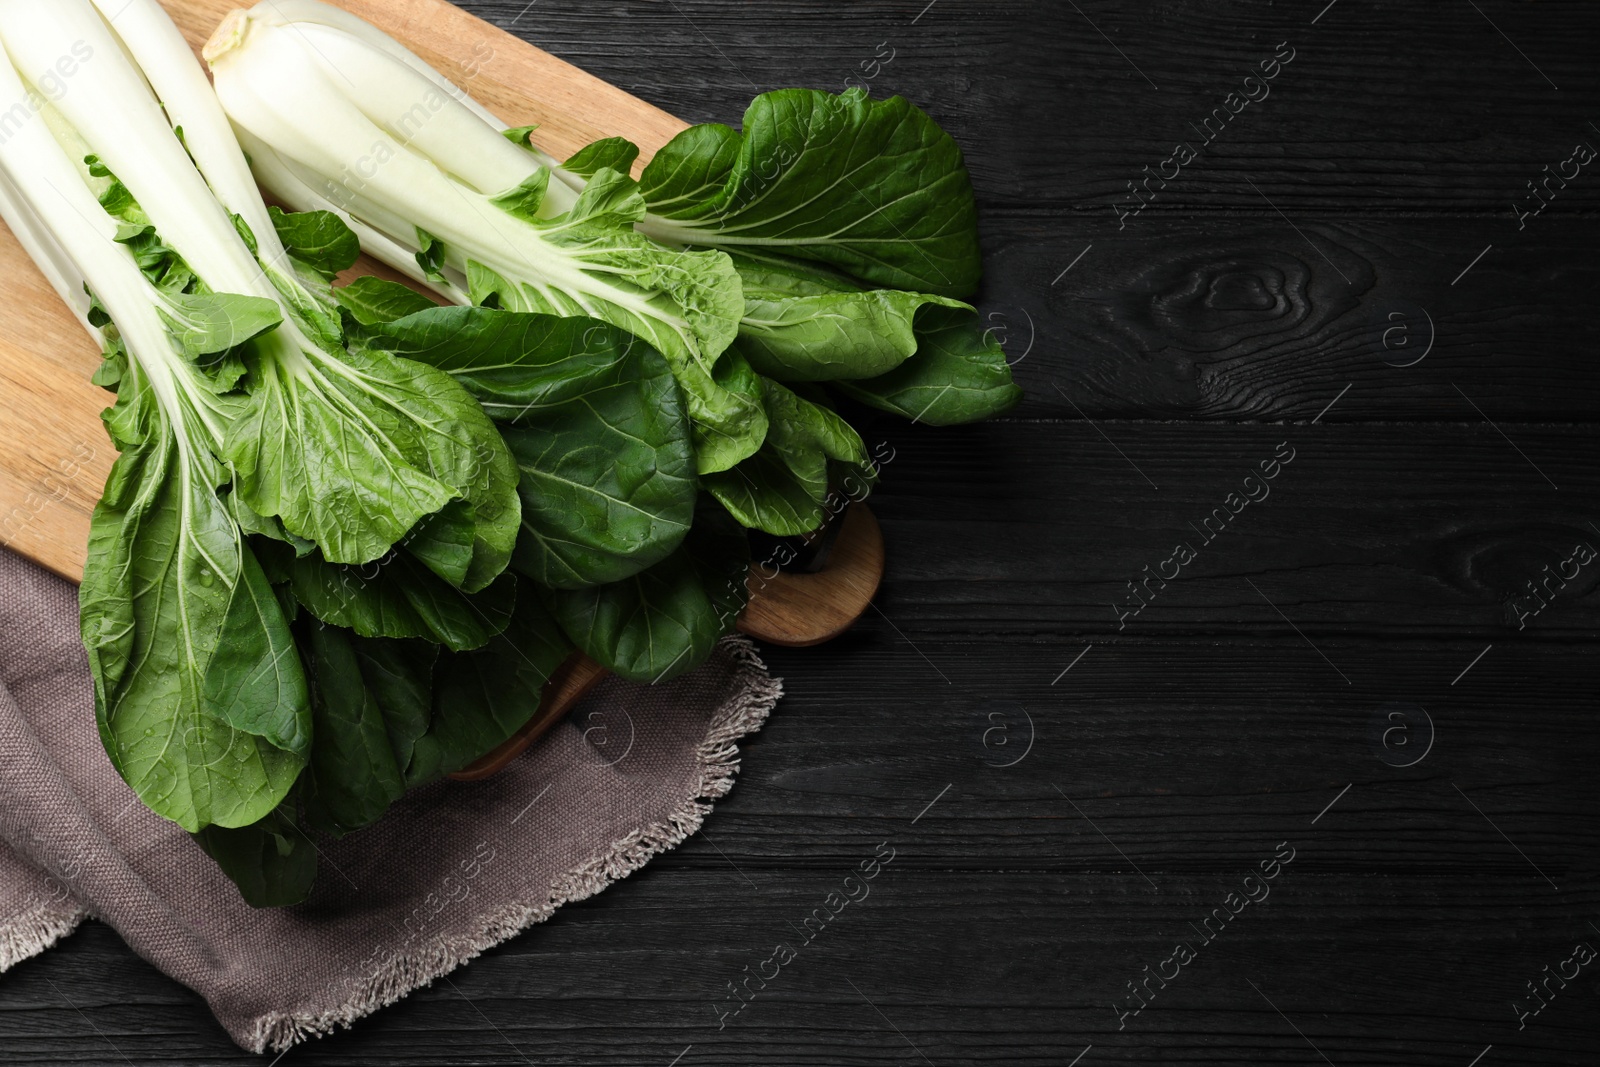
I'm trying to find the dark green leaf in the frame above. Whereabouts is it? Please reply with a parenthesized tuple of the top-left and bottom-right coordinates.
(334, 276, 439, 326)
(404, 499, 478, 588)
(231, 213, 259, 257)
(286, 552, 517, 652)
(86, 155, 149, 230)
(229, 491, 314, 557)
(406, 593, 571, 785)
(488, 168, 552, 224)
(157, 291, 282, 358)
(692, 347, 769, 475)
(833, 303, 1023, 425)
(560, 167, 646, 227)
(364, 308, 698, 589)
(634, 124, 741, 215)
(202, 548, 312, 755)
(226, 339, 519, 576)
(349, 636, 437, 773)
(704, 378, 866, 536)
(193, 803, 317, 908)
(548, 503, 750, 683)
(564, 137, 641, 179)
(638, 89, 982, 297)
(269, 206, 362, 281)
(730, 253, 978, 382)
(416, 227, 448, 282)
(298, 623, 407, 836)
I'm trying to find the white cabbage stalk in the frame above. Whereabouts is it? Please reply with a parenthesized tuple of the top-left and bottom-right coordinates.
(205, 15, 606, 294)
(0, 46, 230, 448)
(224, 1, 512, 133)
(84, 0, 285, 275)
(231, 123, 470, 304)
(206, 3, 761, 478)
(0, 0, 313, 373)
(210, 0, 582, 190)
(207, 2, 572, 211)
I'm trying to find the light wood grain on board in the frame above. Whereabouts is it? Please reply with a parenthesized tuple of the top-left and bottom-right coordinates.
(0, 0, 692, 583)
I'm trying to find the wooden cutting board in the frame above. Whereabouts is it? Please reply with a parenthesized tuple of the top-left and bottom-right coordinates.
(0, 0, 693, 584)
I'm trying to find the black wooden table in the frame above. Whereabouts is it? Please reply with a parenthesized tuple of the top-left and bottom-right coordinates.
(4, 1, 1598, 1063)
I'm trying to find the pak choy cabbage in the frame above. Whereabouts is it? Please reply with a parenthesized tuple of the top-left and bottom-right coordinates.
(207, 0, 1021, 656)
(0, 0, 589, 905)
(0, 0, 1020, 907)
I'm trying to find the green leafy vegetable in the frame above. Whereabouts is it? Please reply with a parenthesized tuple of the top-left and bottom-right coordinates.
(334, 275, 439, 326)
(359, 307, 700, 588)
(548, 503, 751, 683)
(193, 802, 318, 908)
(210, 17, 764, 473)
(704, 379, 869, 536)
(563, 136, 641, 179)
(298, 621, 410, 836)
(638, 89, 982, 298)
(279, 549, 518, 652)
(82, 375, 310, 831)
(268, 205, 361, 281)
(729, 252, 978, 382)
(225, 338, 521, 575)
(833, 303, 1023, 425)
(406, 593, 571, 784)
(348, 635, 438, 775)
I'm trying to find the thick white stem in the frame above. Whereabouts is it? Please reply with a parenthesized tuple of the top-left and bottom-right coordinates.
(86, 0, 289, 271)
(236, 125, 469, 305)
(0, 49, 222, 446)
(243, 0, 508, 128)
(286, 22, 547, 201)
(0, 0, 271, 302)
(236, 0, 575, 192)
(225, 1, 578, 207)
(211, 19, 604, 305)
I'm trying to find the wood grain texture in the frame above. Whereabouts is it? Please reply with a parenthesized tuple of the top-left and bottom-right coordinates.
(3, 0, 1599, 1064)
(844, 418, 1600, 639)
(739, 504, 886, 648)
(983, 215, 1600, 422)
(4, 631, 1596, 1064)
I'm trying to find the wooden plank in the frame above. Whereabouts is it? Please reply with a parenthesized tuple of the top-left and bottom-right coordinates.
(0, 0, 692, 583)
(467, 0, 1600, 215)
(5, 2, 1600, 1065)
(845, 418, 1600, 639)
(4, 634, 1595, 1063)
(0, 334, 108, 580)
(985, 215, 1600, 421)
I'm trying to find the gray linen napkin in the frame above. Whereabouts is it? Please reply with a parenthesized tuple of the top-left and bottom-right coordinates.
(0, 547, 780, 1052)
